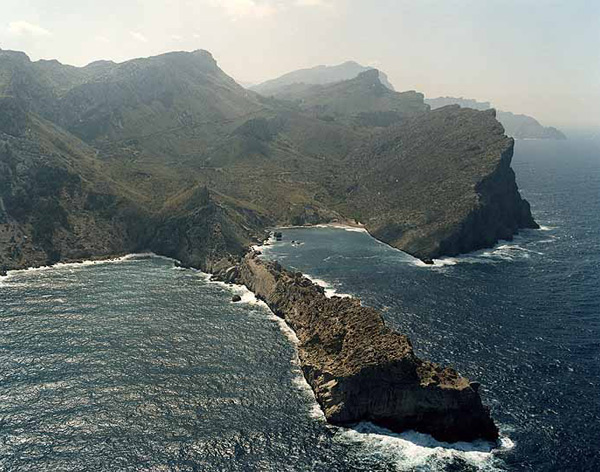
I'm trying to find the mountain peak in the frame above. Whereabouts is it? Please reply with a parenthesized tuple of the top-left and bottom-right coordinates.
(355, 68, 382, 83)
(0, 49, 31, 63)
(251, 61, 395, 95)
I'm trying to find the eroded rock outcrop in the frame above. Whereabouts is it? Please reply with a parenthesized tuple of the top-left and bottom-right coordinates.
(230, 253, 499, 443)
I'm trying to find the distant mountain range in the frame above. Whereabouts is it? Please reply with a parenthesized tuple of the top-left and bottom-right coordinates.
(253, 64, 566, 140)
(426, 97, 567, 140)
(250, 61, 395, 94)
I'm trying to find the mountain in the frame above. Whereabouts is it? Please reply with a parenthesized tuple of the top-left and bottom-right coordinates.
(0, 49, 536, 275)
(426, 96, 567, 140)
(250, 60, 395, 95)
(257, 69, 428, 127)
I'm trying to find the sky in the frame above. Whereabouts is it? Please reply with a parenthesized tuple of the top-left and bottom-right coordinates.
(1, 0, 598, 130)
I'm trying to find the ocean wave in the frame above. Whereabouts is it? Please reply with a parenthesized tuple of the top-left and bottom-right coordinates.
(228, 284, 268, 307)
(337, 422, 512, 471)
(0, 253, 175, 286)
(197, 271, 273, 310)
(302, 274, 353, 299)
(269, 313, 325, 420)
(209, 274, 326, 421)
(252, 234, 278, 254)
(413, 258, 459, 268)
(413, 232, 552, 268)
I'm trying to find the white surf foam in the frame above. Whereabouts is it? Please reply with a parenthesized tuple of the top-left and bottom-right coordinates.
(200, 271, 326, 420)
(197, 272, 268, 308)
(0, 252, 174, 284)
(412, 235, 551, 268)
(251, 234, 278, 254)
(229, 283, 268, 307)
(337, 422, 512, 471)
(302, 274, 353, 298)
(413, 258, 459, 268)
(274, 317, 326, 420)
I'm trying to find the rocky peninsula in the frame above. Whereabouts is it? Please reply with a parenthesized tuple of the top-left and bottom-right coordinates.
(215, 252, 499, 443)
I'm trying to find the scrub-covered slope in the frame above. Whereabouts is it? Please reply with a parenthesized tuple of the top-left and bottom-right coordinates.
(0, 48, 536, 273)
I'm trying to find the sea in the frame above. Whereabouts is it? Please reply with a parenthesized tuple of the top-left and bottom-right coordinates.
(0, 139, 598, 471)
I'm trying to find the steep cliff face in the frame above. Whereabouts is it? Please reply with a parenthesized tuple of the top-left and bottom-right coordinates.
(229, 253, 499, 442)
(337, 106, 538, 259)
(436, 140, 538, 257)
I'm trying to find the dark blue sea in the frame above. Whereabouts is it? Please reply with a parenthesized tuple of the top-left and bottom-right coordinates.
(1, 139, 598, 471)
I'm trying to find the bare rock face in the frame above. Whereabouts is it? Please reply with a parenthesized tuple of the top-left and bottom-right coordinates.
(232, 253, 499, 443)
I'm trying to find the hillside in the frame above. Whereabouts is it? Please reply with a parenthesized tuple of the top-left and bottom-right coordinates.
(0, 49, 537, 273)
(250, 60, 395, 94)
(426, 96, 567, 140)
(335, 106, 537, 258)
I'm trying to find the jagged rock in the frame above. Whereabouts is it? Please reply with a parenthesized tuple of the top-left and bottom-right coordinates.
(234, 253, 499, 443)
(231, 295, 242, 302)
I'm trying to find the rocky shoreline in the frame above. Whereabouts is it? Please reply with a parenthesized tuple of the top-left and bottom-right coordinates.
(215, 251, 499, 443)
(1, 241, 500, 443)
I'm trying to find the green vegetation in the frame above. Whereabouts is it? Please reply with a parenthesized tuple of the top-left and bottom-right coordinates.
(0, 48, 537, 271)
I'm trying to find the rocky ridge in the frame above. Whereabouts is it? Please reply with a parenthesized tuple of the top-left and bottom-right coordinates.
(250, 60, 396, 94)
(337, 106, 539, 259)
(218, 252, 499, 443)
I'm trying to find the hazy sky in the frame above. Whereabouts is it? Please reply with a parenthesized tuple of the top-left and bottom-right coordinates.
(1, 0, 598, 129)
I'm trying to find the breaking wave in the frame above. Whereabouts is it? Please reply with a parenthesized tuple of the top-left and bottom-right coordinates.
(337, 423, 513, 471)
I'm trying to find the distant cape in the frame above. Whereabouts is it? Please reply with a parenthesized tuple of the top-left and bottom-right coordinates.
(426, 96, 567, 140)
(250, 61, 395, 95)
